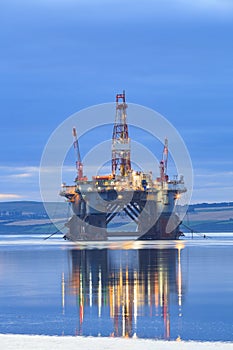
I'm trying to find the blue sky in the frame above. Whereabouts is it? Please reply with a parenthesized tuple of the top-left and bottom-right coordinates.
(0, 0, 233, 203)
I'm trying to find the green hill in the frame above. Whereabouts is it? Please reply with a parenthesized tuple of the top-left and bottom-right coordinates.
(0, 201, 233, 235)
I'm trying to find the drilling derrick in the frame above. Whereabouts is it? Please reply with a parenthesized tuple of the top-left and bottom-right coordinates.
(112, 91, 131, 177)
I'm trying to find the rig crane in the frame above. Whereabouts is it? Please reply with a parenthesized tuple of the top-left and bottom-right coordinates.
(160, 137, 169, 182)
(72, 127, 86, 182)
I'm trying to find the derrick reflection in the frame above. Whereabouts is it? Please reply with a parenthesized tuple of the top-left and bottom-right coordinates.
(68, 247, 184, 339)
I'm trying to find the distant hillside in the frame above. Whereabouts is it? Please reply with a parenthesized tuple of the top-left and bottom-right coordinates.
(0, 201, 68, 219)
(187, 202, 233, 212)
(0, 201, 68, 235)
(0, 200, 233, 234)
(182, 202, 233, 233)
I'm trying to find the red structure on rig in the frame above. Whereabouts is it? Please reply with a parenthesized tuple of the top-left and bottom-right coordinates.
(159, 137, 169, 183)
(72, 127, 87, 182)
(112, 91, 131, 177)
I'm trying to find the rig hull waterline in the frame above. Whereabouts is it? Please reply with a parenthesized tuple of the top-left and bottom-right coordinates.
(60, 92, 186, 241)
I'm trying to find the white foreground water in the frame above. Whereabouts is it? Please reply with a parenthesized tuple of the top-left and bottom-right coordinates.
(0, 335, 232, 350)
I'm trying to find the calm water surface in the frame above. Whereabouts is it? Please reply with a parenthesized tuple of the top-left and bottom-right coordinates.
(0, 234, 232, 341)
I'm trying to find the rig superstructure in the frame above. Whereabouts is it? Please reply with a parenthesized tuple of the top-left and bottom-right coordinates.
(60, 91, 186, 241)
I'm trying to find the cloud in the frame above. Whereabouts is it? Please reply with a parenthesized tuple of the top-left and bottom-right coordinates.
(190, 169, 233, 203)
(0, 166, 40, 201)
(0, 166, 39, 173)
(0, 194, 22, 200)
(0, 166, 39, 183)
(10, 173, 32, 178)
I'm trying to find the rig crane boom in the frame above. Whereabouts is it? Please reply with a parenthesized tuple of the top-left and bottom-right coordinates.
(72, 127, 84, 181)
(160, 137, 169, 182)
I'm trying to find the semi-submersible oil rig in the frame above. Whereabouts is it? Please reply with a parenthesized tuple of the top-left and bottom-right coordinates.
(60, 92, 186, 241)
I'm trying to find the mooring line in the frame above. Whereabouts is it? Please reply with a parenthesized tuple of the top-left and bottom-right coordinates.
(43, 225, 65, 240)
(181, 223, 210, 239)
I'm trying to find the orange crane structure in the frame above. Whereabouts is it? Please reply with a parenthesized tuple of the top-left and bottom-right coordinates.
(72, 127, 87, 182)
(160, 137, 169, 183)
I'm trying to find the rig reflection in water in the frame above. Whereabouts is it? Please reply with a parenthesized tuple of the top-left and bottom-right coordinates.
(67, 246, 184, 339)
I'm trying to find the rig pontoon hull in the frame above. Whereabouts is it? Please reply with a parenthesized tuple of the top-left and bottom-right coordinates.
(61, 185, 184, 241)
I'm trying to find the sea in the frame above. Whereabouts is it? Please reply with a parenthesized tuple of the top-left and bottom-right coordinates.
(0, 233, 232, 342)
